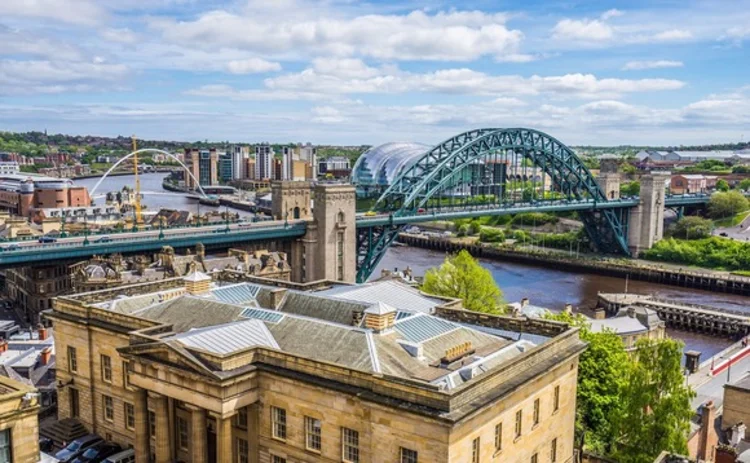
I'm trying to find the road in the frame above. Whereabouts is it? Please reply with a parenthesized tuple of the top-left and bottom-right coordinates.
(713, 212, 750, 241)
(691, 352, 750, 409)
(0, 219, 294, 253)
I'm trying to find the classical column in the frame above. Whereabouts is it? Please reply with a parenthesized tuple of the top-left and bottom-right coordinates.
(214, 412, 234, 463)
(133, 388, 150, 463)
(149, 392, 172, 463)
(185, 404, 207, 463)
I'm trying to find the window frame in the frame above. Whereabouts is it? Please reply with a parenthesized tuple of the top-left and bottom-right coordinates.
(270, 406, 287, 441)
(471, 437, 480, 463)
(237, 437, 249, 463)
(304, 416, 322, 453)
(67, 346, 77, 373)
(341, 427, 360, 463)
(515, 410, 523, 439)
(400, 447, 418, 463)
(494, 422, 503, 452)
(533, 398, 540, 426)
(103, 395, 114, 422)
(124, 403, 135, 430)
(553, 385, 560, 412)
(101, 354, 112, 383)
(177, 416, 189, 451)
(551, 438, 558, 463)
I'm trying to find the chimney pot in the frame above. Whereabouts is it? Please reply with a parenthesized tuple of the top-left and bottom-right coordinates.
(40, 347, 52, 365)
(0, 341, 7, 354)
(521, 297, 529, 307)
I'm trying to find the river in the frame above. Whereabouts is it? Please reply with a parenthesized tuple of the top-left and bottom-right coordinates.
(75, 173, 746, 358)
(76, 172, 252, 216)
(375, 246, 750, 359)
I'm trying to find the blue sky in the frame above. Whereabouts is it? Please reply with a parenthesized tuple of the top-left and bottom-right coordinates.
(0, 0, 749, 146)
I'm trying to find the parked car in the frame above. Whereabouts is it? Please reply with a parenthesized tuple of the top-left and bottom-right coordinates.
(38, 236, 57, 244)
(72, 441, 122, 463)
(719, 232, 729, 237)
(102, 449, 135, 463)
(95, 236, 112, 243)
(54, 435, 103, 462)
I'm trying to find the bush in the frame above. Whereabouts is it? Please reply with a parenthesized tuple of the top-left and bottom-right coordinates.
(469, 219, 482, 235)
(621, 181, 640, 196)
(642, 237, 750, 270)
(511, 212, 559, 226)
(456, 224, 470, 237)
(479, 228, 506, 243)
(670, 217, 714, 240)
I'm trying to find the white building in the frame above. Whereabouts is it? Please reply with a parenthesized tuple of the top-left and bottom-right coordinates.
(299, 143, 317, 177)
(254, 144, 274, 180)
(0, 162, 19, 175)
(231, 146, 249, 180)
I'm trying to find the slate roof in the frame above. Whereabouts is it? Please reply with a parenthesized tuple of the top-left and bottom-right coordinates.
(210, 283, 262, 305)
(133, 296, 247, 333)
(277, 291, 369, 326)
(589, 316, 648, 335)
(320, 280, 441, 315)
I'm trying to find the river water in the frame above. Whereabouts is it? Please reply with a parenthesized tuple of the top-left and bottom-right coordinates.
(375, 246, 750, 358)
(75, 174, 747, 358)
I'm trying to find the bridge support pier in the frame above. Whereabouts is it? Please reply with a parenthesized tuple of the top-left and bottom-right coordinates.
(627, 173, 669, 255)
(274, 182, 356, 283)
(597, 173, 620, 200)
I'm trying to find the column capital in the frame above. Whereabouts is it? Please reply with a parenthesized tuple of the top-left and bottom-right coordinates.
(209, 410, 237, 420)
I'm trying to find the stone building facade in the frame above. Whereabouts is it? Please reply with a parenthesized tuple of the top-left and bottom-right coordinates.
(0, 375, 40, 462)
(46, 271, 585, 463)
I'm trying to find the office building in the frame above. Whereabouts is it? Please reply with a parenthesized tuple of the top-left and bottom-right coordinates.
(0, 173, 90, 218)
(232, 146, 249, 180)
(255, 144, 274, 181)
(219, 152, 233, 183)
(48, 268, 584, 463)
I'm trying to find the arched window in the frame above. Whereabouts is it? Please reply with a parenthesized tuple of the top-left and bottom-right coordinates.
(293, 207, 301, 219)
(338, 211, 345, 223)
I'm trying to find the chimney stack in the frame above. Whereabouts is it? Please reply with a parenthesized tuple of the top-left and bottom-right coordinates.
(0, 341, 8, 354)
(269, 288, 287, 310)
(697, 401, 718, 462)
(521, 298, 529, 307)
(37, 324, 48, 341)
(40, 347, 52, 365)
(564, 303, 573, 314)
(364, 302, 397, 333)
(593, 307, 606, 320)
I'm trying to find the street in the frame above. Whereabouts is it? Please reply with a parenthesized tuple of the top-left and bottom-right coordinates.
(691, 352, 750, 410)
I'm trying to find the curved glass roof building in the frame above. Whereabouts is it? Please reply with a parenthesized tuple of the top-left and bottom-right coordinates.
(351, 142, 430, 197)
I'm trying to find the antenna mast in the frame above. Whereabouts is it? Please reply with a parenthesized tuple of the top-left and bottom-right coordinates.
(131, 135, 142, 228)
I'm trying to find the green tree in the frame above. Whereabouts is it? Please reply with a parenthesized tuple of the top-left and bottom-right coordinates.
(469, 219, 482, 235)
(708, 191, 749, 218)
(716, 178, 730, 191)
(670, 216, 713, 239)
(421, 250, 505, 313)
(613, 338, 695, 463)
(545, 312, 630, 455)
(739, 178, 750, 191)
(621, 181, 640, 196)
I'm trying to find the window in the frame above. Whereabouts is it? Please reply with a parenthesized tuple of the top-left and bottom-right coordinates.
(238, 438, 249, 463)
(337, 232, 345, 280)
(494, 422, 503, 451)
(176, 417, 188, 450)
(341, 427, 359, 463)
(271, 407, 286, 440)
(553, 385, 560, 412)
(305, 416, 321, 452)
(67, 346, 77, 372)
(272, 456, 286, 463)
(101, 355, 112, 382)
(533, 399, 540, 426)
(148, 411, 156, 438)
(515, 410, 523, 438)
(124, 403, 135, 430)
(531, 453, 538, 463)
(122, 361, 130, 388)
(0, 429, 11, 463)
(236, 408, 248, 429)
(471, 437, 480, 463)
(103, 395, 114, 422)
(400, 447, 418, 463)
(551, 438, 558, 463)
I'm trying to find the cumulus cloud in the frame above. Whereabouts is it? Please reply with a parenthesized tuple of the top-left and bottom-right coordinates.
(651, 29, 692, 41)
(226, 58, 282, 74)
(622, 60, 684, 70)
(100, 28, 139, 44)
(0, 59, 129, 95)
(0, 0, 106, 25)
(149, 9, 525, 62)
(552, 18, 614, 41)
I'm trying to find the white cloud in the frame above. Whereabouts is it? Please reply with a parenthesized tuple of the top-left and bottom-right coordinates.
(100, 28, 139, 44)
(622, 60, 684, 70)
(150, 9, 525, 62)
(0, 0, 106, 25)
(0, 59, 129, 95)
(0, 25, 84, 61)
(652, 29, 692, 41)
(226, 58, 282, 74)
(601, 9, 624, 20)
(552, 18, 613, 41)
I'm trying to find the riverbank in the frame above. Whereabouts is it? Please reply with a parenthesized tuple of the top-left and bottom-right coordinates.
(398, 233, 750, 296)
(74, 167, 179, 180)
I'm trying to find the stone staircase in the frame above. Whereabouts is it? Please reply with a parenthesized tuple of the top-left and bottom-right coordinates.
(40, 417, 89, 448)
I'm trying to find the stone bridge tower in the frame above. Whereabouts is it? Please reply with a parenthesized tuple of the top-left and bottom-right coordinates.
(628, 173, 669, 255)
(273, 182, 356, 283)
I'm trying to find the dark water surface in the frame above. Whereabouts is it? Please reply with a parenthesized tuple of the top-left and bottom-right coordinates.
(376, 246, 750, 358)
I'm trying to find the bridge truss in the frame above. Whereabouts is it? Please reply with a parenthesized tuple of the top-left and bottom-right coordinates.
(355, 128, 631, 282)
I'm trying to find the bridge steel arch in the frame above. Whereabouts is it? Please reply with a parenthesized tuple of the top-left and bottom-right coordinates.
(356, 128, 630, 282)
(89, 149, 207, 199)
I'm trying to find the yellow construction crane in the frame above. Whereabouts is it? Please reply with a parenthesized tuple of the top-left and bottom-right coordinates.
(131, 135, 143, 227)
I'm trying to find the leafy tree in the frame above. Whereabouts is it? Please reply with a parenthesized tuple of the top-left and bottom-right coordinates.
(621, 181, 640, 196)
(421, 250, 505, 313)
(456, 224, 470, 237)
(708, 191, 749, 218)
(739, 178, 750, 191)
(613, 338, 695, 463)
(469, 219, 482, 236)
(620, 163, 637, 175)
(479, 228, 505, 243)
(670, 216, 713, 239)
(716, 178, 730, 191)
(545, 312, 630, 455)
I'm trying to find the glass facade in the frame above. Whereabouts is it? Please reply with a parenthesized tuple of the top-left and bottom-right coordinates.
(351, 142, 430, 197)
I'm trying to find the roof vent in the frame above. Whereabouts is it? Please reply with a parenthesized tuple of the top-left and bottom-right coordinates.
(440, 341, 475, 366)
(459, 366, 477, 381)
(183, 262, 211, 295)
(364, 302, 397, 333)
(398, 341, 424, 359)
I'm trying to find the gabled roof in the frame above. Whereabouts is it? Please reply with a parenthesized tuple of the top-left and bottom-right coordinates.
(365, 301, 397, 315)
(168, 319, 279, 354)
(320, 280, 441, 315)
